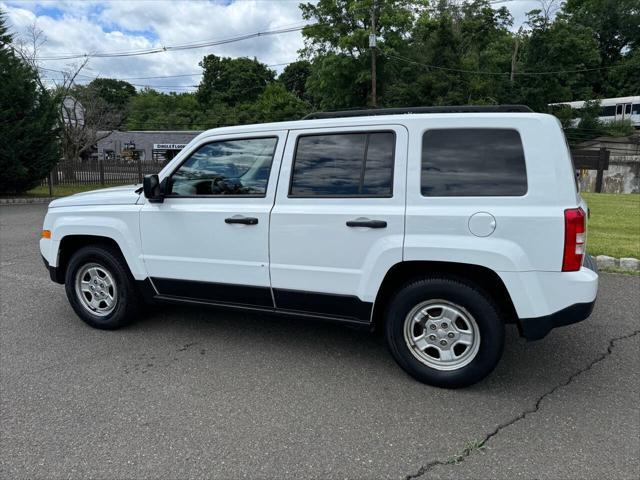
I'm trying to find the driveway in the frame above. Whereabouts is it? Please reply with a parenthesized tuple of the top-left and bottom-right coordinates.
(1, 204, 638, 479)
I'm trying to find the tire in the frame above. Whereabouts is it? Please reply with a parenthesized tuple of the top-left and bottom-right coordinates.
(385, 277, 504, 388)
(64, 245, 141, 330)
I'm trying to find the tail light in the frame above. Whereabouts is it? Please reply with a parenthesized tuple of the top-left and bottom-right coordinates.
(562, 208, 586, 271)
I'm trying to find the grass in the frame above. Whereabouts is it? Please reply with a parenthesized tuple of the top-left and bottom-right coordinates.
(24, 183, 129, 197)
(582, 193, 640, 259)
(599, 266, 640, 276)
(447, 439, 486, 464)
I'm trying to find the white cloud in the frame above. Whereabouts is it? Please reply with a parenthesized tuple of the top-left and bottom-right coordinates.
(1, 0, 555, 92)
(2, 0, 306, 91)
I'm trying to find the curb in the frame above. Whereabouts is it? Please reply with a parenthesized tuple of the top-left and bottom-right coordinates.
(596, 255, 640, 272)
(0, 197, 56, 205)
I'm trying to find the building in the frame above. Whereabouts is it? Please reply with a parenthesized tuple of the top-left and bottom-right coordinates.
(97, 130, 203, 164)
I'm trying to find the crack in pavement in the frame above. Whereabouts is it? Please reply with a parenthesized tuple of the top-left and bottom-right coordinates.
(405, 329, 640, 480)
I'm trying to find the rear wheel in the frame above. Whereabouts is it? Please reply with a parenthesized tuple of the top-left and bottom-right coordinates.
(385, 277, 504, 388)
(64, 245, 140, 330)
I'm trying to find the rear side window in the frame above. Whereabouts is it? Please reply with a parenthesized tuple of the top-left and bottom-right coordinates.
(289, 132, 394, 197)
(421, 129, 527, 196)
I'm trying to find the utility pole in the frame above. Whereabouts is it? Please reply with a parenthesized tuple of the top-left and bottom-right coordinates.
(510, 38, 519, 84)
(370, 0, 377, 108)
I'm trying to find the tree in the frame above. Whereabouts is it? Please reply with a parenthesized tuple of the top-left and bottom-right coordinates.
(563, 0, 639, 67)
(384, 0, 515, 107)
(605, 47, 640, 97)
(247, 83, 311, 123)
(300, 0, 418, 108)
(126, 89, 229, 130)
(279, 60, 312, 99)
(197, 55, 275, 108)
(58, 83, 122, 165)
(0, 11, 59, 194)
(515, 9, 601, 110)
(87, 78, 136, 126)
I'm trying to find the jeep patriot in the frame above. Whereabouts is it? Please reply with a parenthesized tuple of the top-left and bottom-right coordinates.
(40, 106, 598, 387)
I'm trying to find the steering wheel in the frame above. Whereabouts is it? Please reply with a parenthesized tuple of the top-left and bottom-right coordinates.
(211, 176, 229, 194)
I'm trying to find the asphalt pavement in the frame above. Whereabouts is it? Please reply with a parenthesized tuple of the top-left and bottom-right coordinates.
(1, 204, 638, 479)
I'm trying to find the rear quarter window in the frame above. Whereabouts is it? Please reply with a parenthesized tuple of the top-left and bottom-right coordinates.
(421, 128, 527, 197)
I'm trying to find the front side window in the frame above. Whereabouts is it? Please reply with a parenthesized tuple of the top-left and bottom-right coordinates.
(289, 132, 394, 197)
(421, 129, 527, 197)
(169, 137, 277, 196)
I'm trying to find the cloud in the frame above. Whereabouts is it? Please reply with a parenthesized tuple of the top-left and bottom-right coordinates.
(1, 0, 556, 92)
(2, 0, 305, 91)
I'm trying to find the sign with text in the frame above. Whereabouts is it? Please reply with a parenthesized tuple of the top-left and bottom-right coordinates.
(153, 143, 187, 150)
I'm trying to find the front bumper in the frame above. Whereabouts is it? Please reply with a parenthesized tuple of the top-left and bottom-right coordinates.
(42, 255, 63, 284)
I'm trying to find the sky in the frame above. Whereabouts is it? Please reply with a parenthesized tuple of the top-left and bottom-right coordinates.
(2, 0, 546, 93)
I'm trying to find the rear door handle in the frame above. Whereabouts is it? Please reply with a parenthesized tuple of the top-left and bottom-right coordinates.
(346, 219, 387, 228)
(225, 216, 258, 225)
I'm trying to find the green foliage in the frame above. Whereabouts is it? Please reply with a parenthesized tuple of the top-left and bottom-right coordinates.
(87, 78, 136, 125)
(87, 78, 136, 110)
(0, 11, 59, 194)
(305, 53, 370, 109)
(517, 13, 601, 110)
(577, 100, 605, 133)
(299, 0, 637, 112)
(7, 0, 638, 163)
(127, 89, 213, 130)
(248, 83, 311, 123)
(605, 47, 640, 97)
(300, 0, 418, 107)
(563, 0, 639, 66)
(279, 60, 312, 99)
(602, 119, 635, 137)
(197, 55, 275, 108)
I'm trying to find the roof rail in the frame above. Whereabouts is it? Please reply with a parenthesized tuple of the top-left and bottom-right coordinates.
(303, 105, 533, 120)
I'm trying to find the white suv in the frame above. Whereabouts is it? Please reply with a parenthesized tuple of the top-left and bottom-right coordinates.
(40, 106, 598, 388)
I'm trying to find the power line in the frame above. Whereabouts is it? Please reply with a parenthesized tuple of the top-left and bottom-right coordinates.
(27, 24, 309, 61)
(39, 59, 297, 90)
(385, 52, 626, 77)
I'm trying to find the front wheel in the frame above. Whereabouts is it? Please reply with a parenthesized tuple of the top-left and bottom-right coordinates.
(64, 245, 140, 330)
(385, 277, 504, 388)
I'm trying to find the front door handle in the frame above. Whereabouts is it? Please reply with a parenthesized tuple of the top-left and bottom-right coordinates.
(346, 219, 387, 228)
(225, 216, 259, 225)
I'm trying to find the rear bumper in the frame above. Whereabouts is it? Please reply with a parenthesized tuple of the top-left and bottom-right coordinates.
(515, 254, 598, 340)
(517, 299, 596, 340)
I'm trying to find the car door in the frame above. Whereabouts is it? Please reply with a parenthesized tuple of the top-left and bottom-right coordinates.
(140, 131, 286, 308)
(269, 125, 408, 323)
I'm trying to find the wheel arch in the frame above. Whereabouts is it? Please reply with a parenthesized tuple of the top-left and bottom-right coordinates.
(54, 235, 131, 284)
(371, 261, 518, 331)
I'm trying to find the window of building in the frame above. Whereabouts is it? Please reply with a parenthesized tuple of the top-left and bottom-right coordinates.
(289, 132, 395, 197)
(169, 137, 277, 196)
(421, 129, 527, 197)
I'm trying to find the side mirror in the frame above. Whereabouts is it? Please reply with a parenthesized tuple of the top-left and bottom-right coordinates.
(143, 174, 164, 203)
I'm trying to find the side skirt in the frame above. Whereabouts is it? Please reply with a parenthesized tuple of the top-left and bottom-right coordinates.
(135, 278, 372, 327)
